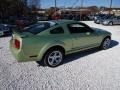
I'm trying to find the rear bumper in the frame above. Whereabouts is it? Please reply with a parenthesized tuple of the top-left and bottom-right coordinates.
(9, 40, 39, 62)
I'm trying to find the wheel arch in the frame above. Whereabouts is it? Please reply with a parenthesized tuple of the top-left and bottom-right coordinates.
(37, 43, 65, 61)
(103, 35, 111, 40)
(45, 45, 65, 54)
(42, 45, 65, 61)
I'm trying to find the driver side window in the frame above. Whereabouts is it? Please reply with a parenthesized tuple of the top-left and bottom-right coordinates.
(67, 23, 91, 34)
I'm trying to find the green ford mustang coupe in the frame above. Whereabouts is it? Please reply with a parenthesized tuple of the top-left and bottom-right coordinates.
(10, 20, 111, 67)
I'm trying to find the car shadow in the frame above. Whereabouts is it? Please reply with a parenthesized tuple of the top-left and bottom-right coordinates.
(109, 40, 119, 48)
(36, 40, 119, 67)
(63, 40, 119, 65)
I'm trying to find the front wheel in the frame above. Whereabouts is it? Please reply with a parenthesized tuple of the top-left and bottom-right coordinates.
(100, 37, 111, 50)
(44, 49, 64, 67)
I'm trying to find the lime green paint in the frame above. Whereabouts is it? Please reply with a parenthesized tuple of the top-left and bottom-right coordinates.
(10, 20, 111, 62)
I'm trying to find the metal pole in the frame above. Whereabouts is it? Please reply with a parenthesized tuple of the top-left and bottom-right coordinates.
(39, 0, 41, 9)
(80, 0, 84, 20)
(55, 0, 57, 17)
(109, 0, 112, 14)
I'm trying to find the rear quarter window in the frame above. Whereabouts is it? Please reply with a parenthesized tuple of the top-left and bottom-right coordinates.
(50, 27, 64, 34)
(23, 21, 56, 34)
(27, 23, 50, 34)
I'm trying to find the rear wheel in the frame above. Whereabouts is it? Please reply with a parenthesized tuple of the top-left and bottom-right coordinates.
(100, 37, 111, 50)
(44, 48, 64, 67)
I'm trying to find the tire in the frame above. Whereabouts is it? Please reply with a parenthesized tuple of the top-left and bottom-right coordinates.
(100, 37, 111, 50)
(109, 22, 113, 26)
(43, 48, 64, 67)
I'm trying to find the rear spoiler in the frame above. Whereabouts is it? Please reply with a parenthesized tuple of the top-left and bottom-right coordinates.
(12, 29, 29, 38)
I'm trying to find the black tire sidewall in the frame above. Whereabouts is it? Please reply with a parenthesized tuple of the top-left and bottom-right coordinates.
(100, 37, 111, 50)
(44, 48, 64, 67)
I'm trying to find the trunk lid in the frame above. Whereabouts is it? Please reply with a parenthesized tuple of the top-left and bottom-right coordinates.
(11, 30, 32, 50)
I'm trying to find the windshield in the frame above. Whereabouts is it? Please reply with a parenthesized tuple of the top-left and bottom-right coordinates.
(22, 21, 56, 34)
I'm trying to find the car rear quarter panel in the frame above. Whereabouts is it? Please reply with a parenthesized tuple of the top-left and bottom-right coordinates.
(22, 25, 73, 61)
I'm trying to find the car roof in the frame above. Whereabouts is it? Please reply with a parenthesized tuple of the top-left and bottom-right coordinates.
(37, 20, 83, 26)
(50, 20, 78, 24)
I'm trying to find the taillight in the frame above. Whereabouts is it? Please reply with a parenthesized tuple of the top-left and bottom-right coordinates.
(15, 39, 20, 49)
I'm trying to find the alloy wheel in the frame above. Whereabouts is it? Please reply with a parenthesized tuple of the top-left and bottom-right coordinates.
(48, 51, 63, 66)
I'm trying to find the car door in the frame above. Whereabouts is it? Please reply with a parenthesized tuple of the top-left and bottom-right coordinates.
(49, 26, 73, 52)
(67, 23, 100, 50)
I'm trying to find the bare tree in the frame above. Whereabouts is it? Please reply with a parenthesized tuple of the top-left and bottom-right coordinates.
(0, 0, 29, 17)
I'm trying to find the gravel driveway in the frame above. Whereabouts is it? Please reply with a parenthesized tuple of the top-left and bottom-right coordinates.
(0, 21, 120, 90)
